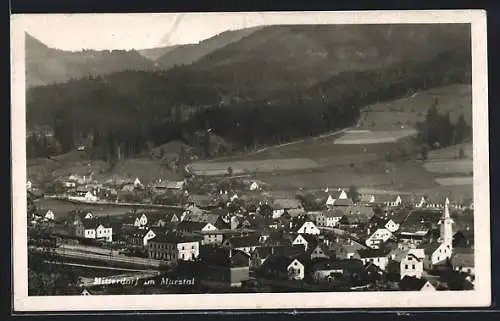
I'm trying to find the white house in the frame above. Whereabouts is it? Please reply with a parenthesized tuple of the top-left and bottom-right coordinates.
(230, 193, 239, 202)
(325, 189, 348, 207)
(400, 249, 425, 279)
(84, 191, 98, 202)
(249, 182, 259, 191)
(365, 228, 393, 249)
(358, 249, 390, 271)
(95, 224, 113, 242)
(316, 210, 344, 228)
(44, 210, 55, 221)
(134, 177, 142, 188)
(296, 221, 321, 235)
(325, 195, 336, 207)
(415, 196, 427, 208)
(423, 243, 453, 270)
(175, 239, 200, 261)
(83, 212, 93, 219)
(78, 220, 113, 242)
(142, 229, 157, 246)
(384, 219, 400, 233)
(134, 213, 148, 229)
(292, 234, 318, 251)
(287, 258, 305, 280)
(385, 195, 402, 207)
(309, 245, 330, 260)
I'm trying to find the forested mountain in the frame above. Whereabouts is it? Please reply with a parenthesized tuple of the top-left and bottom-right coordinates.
(154, 26, 264, 70)
(26, 24, 471, 161)
(25, 33, 157, 87)
(180, 24, 471, 98)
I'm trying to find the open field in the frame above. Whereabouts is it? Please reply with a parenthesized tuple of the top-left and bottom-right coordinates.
(435, 177, 473, 186)
(188, 158, 322, 176)
(358, 84, 472, 130)
(427, 142, 473, 160)
(253, 160, 440, 192)
(423, 160, 473, 174)
(334, 129, 417, 145)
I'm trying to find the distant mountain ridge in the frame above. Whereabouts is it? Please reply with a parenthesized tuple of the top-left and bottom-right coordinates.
(25, 33, 157, 88)
(154, 26, 264, 69)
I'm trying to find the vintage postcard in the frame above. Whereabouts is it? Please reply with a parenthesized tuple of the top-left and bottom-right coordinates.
(11, 10, 490, 311)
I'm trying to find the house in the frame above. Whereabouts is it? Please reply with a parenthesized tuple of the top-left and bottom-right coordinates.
(384, 219, 400, 233)
(358, 248, 391, 271)
(26, 180, 32, 190)
(260, 256, 306, 280)
(325, 189, 349, 207)
(141, 228, 158, 247)
(360, 194, 376, 205)
(333, 198, 354, 207)
(199, 247, 250, 287)
(365, 228, 393, 249)
(415, 196, 427, 208)
(221, 235, 262, 255)
(422, 242, 453, 270)
(309, 244, 331, 260)
(250, 246, 274, 268)
(376, 195, 402, 208)
(400, 249, 425, 279)
(334, 239, 367, 260)
(166, 180, 185, 191)
(133, 177, 143, 188)
(80, 288, 92, 296)
(453, 228, 474, 248)
(271, 198, 303, 218)
(399, 276, 436, 291)
(134, 213, 148, 229)
(451, 249, 474, 276)
(295, 220, 321, 235)
(316, 209, 344, 228)
(292, 234, 319, 251)
(187, 194, 215, 209)
(176, 221, 217, 235)
(249, 181, 259, 191)
(310, 259, 364, 283)
(148, 234, 200, 261)
(84, 191, 98, 202)
(75, 219, 113, 242)
(44, 210, 55, 221)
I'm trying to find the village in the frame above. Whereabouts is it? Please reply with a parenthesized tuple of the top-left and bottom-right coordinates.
(26, 166, 475, 295)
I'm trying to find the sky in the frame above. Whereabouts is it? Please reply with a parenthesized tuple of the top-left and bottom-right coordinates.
(22, 13, 275, 51)
(19, 11, 474, 51)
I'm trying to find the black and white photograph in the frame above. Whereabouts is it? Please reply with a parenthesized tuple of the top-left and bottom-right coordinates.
(11, 11, 490, 311)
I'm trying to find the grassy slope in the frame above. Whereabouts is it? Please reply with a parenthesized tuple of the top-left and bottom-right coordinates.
(358, 84, 472, 130)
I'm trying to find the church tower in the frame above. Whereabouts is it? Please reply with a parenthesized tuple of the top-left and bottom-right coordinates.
(438, 200, 454, 245)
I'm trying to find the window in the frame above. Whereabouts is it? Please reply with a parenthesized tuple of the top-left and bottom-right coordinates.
(412, 264, 415, 270)
(294, 262, 298, 266)
(405, 264, 409, 269)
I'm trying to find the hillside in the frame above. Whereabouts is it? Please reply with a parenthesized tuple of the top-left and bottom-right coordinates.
(182, 24, 471, 98)
(358, 84, 472, 130)
(25, 33, 156, 87)
(155, 27, 264, 70)
(138, 45, 179, 61)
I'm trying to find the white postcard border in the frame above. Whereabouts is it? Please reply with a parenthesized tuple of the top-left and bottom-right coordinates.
(11, 10, 490, 311)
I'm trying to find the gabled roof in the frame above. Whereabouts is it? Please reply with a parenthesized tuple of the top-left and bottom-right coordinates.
(254, 246, 273, 259)
(81, 219, 105, 230)
(420, 242, 442, 255)
(333, 198, 353, 207)
(261, 255, 302, 273)
(357, 248, 391, 259)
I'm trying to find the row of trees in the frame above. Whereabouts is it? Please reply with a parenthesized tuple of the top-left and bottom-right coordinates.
(416, 101, 471, 152)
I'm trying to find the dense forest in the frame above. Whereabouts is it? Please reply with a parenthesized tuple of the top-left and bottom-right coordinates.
(26, 43, 471, 162)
